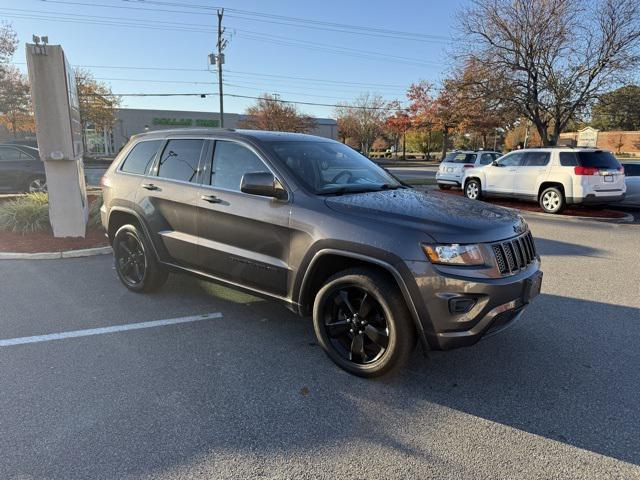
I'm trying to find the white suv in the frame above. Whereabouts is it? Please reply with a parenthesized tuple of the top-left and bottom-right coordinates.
(462, 148, 626, 214)
(436, 150, 502, 189)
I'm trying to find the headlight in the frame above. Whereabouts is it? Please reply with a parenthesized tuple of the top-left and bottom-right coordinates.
(422, 243, 485, 266)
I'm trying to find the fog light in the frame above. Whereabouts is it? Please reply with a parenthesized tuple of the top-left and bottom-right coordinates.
(449, 297, 476, 314)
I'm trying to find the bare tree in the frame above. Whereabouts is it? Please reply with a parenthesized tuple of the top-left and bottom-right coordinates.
(238, 94, 315, 133)
(458, 0, 640, 145)
(334, 93, 388, 156)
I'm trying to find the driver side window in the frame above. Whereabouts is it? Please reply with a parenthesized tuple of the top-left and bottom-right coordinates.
(210, 141, 269, 191)
(498, 152, 524, 167)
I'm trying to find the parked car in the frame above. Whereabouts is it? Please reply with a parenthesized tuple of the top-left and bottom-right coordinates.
(436, 150, 502, 189)
(462, 148, 625, 214)
(0, 144, 47, 193)
(619, 161, 640, 208)
(101, 129, 542, 377)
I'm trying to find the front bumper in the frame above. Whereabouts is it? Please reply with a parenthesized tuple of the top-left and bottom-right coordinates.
(403, 260, 542, 350)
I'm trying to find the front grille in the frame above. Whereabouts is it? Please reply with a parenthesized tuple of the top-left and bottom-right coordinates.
(492, 232, 538, 275)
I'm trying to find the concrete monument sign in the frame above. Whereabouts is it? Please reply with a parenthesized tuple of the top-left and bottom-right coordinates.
(26, 42, 88, 237)
(577, 127, 599, 148)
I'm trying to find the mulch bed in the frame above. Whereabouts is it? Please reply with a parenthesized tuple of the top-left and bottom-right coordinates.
(438, 189, 627, 219)
(0, 194, 110, 253)
(0, 225, 109, 253)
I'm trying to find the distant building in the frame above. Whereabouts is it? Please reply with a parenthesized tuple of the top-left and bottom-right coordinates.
(87, 108, 337, 155)
(559, 127, 640, 156)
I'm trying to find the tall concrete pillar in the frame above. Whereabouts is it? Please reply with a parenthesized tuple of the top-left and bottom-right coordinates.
(26, 43, 88, 238)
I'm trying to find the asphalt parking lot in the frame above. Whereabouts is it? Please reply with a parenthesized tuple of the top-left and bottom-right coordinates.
(1, 215, 639, 479)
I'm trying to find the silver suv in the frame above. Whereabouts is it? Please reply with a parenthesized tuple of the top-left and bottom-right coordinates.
(463, 148, 626, 213)
(436, 150, 502, 190)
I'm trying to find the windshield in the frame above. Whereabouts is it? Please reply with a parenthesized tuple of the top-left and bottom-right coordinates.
(270, 141, 402, 194)
(577, 151, 621, 169)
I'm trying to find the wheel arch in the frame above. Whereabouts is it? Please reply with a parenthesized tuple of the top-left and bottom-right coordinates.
(538, 181, 567, 200)
(464, 175, 482, 189)
(106, 208, 161, 260)
(297, 249, 429, 352)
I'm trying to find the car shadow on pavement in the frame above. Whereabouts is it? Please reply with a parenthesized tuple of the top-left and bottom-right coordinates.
(533, 238, 606, 257)
(393, 293, 640, 466)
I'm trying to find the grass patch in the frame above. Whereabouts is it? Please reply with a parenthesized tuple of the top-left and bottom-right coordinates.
(0, 192, 103, 234)
(0, 193, 50, 233)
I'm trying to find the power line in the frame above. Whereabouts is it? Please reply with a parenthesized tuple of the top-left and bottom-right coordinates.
(223, 69, 408, 88)
(2, 8, 439, 68)
(122, 1, 451, 42)
(30, 0, 450, 43)
(88, 91, 402, 110)
(93, 76, 406, 96)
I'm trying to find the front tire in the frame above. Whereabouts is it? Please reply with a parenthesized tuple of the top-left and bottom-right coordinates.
(312, 268, 416, 378)
(539, 187, 565, 214)
(113, 224, 168, 293)
(465, 179, 482, 200)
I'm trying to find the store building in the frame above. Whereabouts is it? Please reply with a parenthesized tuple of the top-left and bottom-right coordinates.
(94, 108, 338, 155)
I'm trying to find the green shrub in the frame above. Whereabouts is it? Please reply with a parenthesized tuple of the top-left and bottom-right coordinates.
(0, 193, 51, 234)
(0, 192, 105, 234)
(88, 195, 103, 227)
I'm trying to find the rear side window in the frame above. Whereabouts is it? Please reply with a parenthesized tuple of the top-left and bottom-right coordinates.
(559, 152, 579, 166)
(577, 151, 621, 169)
(523, 152, 550, 166)
(120, 140, 162, 174)
(444, 153, 477, 164)
(157, 139, 204, 183)
(0, 147, 22, 161)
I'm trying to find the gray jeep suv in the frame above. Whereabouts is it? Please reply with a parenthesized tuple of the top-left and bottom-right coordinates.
(101, 129, 542, 377)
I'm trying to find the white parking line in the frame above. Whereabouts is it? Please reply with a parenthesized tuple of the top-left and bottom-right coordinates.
(0, 312, 223, 347)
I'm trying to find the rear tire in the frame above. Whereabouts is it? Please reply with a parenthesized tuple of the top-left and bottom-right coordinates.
(113, 224, 168, 293)
(438, 184, 452, 190)
(312, 268, 416, 378)
(25, 176, 47, 193)
(465, 179, 482, 200)
(539, 187, 565, 214)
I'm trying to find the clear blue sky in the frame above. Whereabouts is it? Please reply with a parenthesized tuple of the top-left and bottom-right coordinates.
(3, 0, 464, 118)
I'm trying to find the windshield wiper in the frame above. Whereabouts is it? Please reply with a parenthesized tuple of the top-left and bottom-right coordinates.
(317, 183, 402, 196)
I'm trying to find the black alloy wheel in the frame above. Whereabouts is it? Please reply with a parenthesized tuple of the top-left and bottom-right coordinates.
(116, 230, 147, 287)
(313, 268, 415, 378)
(113, 224, 168, 293)
(322, 286, 389, 365)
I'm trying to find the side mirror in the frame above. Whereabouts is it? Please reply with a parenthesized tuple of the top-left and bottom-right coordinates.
(241, 172, 287, 200)
(492, 160, 501, 167)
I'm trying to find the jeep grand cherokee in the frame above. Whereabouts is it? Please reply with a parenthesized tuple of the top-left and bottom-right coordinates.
(101, 129, 543, 377)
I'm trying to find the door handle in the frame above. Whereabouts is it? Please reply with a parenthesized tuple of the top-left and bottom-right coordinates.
(201, 194, 223, 204)
(142, 183, 159, 191)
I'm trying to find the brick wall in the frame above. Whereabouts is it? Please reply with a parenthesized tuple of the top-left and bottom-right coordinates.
(560, 130, 640, 154)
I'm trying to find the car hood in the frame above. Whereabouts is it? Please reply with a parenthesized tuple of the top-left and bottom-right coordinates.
(324, 188, 526, 244)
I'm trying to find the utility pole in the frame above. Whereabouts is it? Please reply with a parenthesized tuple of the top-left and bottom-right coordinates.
(216, 8, 226, 128)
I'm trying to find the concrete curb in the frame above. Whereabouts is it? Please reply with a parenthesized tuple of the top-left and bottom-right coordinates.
(0, 246, 112, 260)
